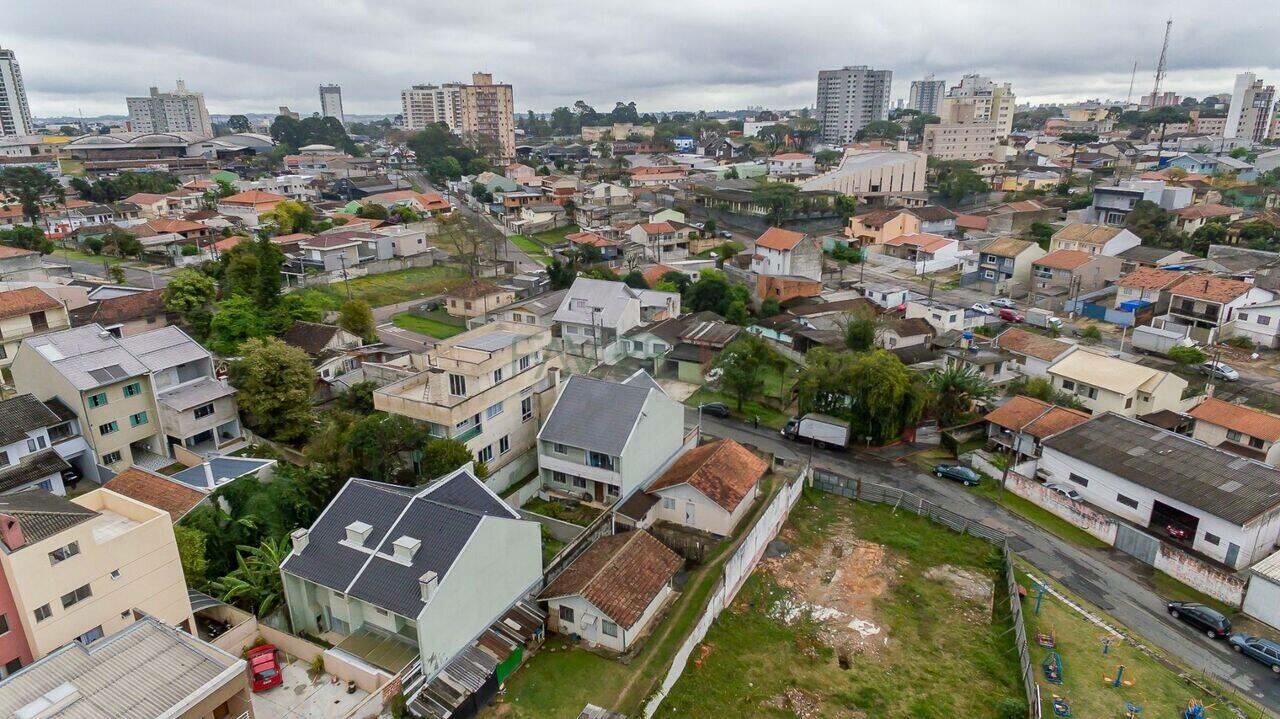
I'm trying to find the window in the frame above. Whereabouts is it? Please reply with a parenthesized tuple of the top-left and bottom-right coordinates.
(493, 368, 504, 383)
(1060, 380, 1075, 391)
(48, 541, 80, 565)
(193, 403, 215, 419)
(102, 450, 122, 465)
(1227, 429, 1243, 442)
(553, 442, 567, 454)
(663, 497, 676, 510)
(129, 411, 148, 427)
(1066, 472, 1089, 487)
(1124, 397, 1133, 409)
(61, 583, 92, 608)
(486, 401, 504, 419)
(607, 484, 619, 497)
(587, 451, 615, 470)
(519, 354, 531, 371)
(26, 435, 46, 453)
(1259, 315, 1271, 326)
(0, 613, 8, 636)
(521, 397, 533, 422)
(552, 471, 567, 484)
(122, 382, 142, 398)
(572, 476, 587, 489)
(76, 626, 103, 645)
(1249, 436, 1266, 449)
(477, 445, 493, 463)
(448, 374, 467, 397)
(98, 421, 118, 436)
(110, 569, 121, 579)
(0, 451, 8, 468)
(33, 604, 51, 622)
(87, 392, 108, 408)
(499, 435, 510, 455)
(1204, 532, 1221, 546)
(1116, 494, 1139, 509)
(559, 605, 575, 624)
(602, 620, 619, 637)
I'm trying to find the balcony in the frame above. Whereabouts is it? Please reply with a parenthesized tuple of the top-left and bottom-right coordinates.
(452, 423, 483, 443)
(1168, 305, 1222, 324)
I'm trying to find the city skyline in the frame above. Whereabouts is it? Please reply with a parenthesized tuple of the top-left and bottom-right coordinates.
(7, 0, 1280, 119)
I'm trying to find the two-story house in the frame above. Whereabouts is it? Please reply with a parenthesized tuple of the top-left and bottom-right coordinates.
(1172, 204, 1243, 235)
(845, 209, 920, 246)
(626, 221, 698, 262)
(0, 394, 86, 496)
(1087, 180, 1192, 226)
(1158, 275, 1273, 343)
(994, 328, 1076, 378)
(281, 467, 542, 682)
(553, 278, 681, 357)
(444, 280, 517, 319)
(282, 320, 364, 384)
(0, 488, 194, 674)
(1228, 299, 1280, 349)
(537, 372, 687, 504)
(1187, 397, 1280, 465)
(768, 152, 816, 178)
(374, 322, 561, 488)
(1049, 223, 1143, 257)
(68, 288, 174, 338)
(905, 299, 986, 333)
(1031, 249, 1122, 303)
(976, 237, 1046, 293)
(751, 227, 822, 282)
(1046, 349, 1190, 417)
(481, 289, 568, 329)
(1112, 267, 1186, 314)
(983, 395, 1090, 459)
(0, 288, 69, 383)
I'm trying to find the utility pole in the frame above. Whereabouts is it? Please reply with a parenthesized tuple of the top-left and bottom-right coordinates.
(338, 255, 352, 300)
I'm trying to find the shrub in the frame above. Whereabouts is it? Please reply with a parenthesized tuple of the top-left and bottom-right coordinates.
(1225, 335, 1254, 350)
(1080, 325, 1102, 343)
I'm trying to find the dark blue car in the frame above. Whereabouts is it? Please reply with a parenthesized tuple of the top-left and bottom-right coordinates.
(1229, 634, 1280, 673)
(933, 464, 981, 486)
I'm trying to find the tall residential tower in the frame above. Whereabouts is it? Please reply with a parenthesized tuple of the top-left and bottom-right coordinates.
(319, 84, 344, 125)
(401, 73, 515, 162)
(908, 75, 946, 116)
(0, 47, 34, 137)
(938, 74, 1016, 139)
(815, 66, 892, 145)
(1225, 72, 1277, 142)
(125, 80, 213, 137)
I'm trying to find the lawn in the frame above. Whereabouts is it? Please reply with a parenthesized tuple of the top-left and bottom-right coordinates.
(522, 497, 602, 526)
(1014, 561, 1261, 719)
(686, 387, 791, 429)
(55, 247, 125, 265)
(391, 311, 467, 339)
(293, 265, 468, 309)
(508, 234, 552, 265)
(659, 490, 1024, 719)
(530, 224, 580, 246)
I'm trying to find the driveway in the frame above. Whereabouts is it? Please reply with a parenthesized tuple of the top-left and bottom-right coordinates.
(250, 659, 372, 719)
(687, 408, 1280, 712)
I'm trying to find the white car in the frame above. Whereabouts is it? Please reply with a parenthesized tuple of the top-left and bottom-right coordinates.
(991, 298, 1017, 309)
(970, 303, 995, 315)
(1044, 483, 1083, 502)
(1200, 360, 1240, 382)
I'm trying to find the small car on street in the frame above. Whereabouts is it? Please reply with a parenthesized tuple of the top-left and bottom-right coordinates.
(247, 644, 283, 692)
(1228, 634, 1280, 673)
(971, 303, 995, 315)
(933, 464, 981, 486)
(998, 308, 1025, 323)
(1167, 602, 1232, 639)
(1199, 360, 1240, 382)
(991, 298, 1017, 309)
(698, 402, 731, 419)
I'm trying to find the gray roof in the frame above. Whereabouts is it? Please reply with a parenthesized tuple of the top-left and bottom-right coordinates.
(0, 394, 61, 445)
(22, 325, 148, 391)
(0, 490, 97, 551)
(0, 448, 71, 494)
(538, 374, 658, 455)
(170, 457, 274, 489)
(118, 326, 210, 373)
(453, 330, 525, 352)
(157, 377, 235, 412)
(554, 277, 678, 328)
(281, 468, 520, 617)
(0, 617, 243, 719)
(496, 288, 569, 318)
(1117, 245, 1184, 264)
(1042, 412, 1280, 525)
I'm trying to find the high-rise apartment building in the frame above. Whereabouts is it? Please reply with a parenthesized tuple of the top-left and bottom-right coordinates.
(0, 47, 34, 138)
(816, 66, 892, 145)
(125, 80, 213, 137)
(319, 84, 344, 125)
(939, 74, 1016, 139)
(400, 83, 464, 131)
(1225, 72, 1277, 142)
(459, 72, 516, 162)
(908, 75, 946, 116)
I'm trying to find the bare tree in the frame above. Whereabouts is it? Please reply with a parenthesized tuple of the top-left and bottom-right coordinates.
(438, 213, 500, 278)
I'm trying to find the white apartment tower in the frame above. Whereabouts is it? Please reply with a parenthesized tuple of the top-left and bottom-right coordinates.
(401, 83, 464, 132)
(0, 47, 34, 137)
(816, 66, 893, 145)
(1225, 72, 1277, 142)
(939, 74, 1016, 139)
(319, 84, 344, 125)
(908, 75, 946, 116)
(401, 73, 516, 162)
(125, 80, 213, 137)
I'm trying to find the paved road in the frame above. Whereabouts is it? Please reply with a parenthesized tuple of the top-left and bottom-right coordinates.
(686, 408, 1280, 712)
(45, 255, 172, 289)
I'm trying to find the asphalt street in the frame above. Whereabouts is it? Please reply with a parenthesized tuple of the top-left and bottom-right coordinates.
(687, 408, 1280, 713)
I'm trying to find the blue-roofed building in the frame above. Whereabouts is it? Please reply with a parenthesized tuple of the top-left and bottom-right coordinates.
(169, 455, 275, 490)
(671, 135, 696, 152)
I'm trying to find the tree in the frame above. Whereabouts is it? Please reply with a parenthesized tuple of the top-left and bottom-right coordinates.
(173, 525, 209, 589)
(908, 114, 941, 137)
(714, 334, 781, 410)
(659, 270, 692, 295)
(418, 438, 477, 480)
(937, 167, 988, 204)
(1058, 132, 1099, 183)
(1140, 106, 1191, 159)
(1168, 345, 1208, 368)
(334, 380, 378, 414)
(107, 265, 127, 284)
(102, 227, 143, 257)
(547, 259, 577, 289)
(226, 115, 251, 133)
(794, 349, 926, 444)
(1080, 325, 1102, 344)
(230, 337, 316, 443)
(815, 149, 842, 167)
(685, 269, 741, 314)
(208, 295, 270, 355)
(622, 269, 648, 289)
(844, 314, 877, 351)
(163, 268, 217, 339)
(262, 200, 316, 235)
(759, 124, 790, 154)
(856, 120, 902, 141)
(759, 298, 781, 317)
(833, 194, 858, 222)
(926, 364, 996, 427)
(725, 299, 749, 325)
(308, 412, 436, 484)
(356, 202, 389, 220)
(752, 182, 801, 225)
(0, 167, 64, 225)
(218, 237, 285, 307)
(208, 536, 291, 618)
(702, 218, 718, 236)
(0, 225, 53, 254)
(337, 299, 376, 341)
(1124, 200, 1178, 248)
(438, 213, 495, 278)
(1027, 222, 1055, 249)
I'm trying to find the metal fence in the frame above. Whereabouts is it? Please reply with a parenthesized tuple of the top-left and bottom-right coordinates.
(811, 468, 1042, 719)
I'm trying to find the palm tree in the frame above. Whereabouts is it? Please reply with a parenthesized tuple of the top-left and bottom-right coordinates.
(926, 364, 996, 427)
(209, 535, 291, 620)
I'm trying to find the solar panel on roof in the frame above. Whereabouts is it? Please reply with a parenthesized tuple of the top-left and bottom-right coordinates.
(87, 364, 129, 383)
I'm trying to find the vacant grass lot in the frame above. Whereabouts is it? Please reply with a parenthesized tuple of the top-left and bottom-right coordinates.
(508, 235, 552, 265)
(522, 497, 602, 526)
(659, 491, 1024, 719)
(391, 310, 466, 339)
(685, 361, 799, 430)
(530, 224, 580, 245)
(294, 265, 468, 309)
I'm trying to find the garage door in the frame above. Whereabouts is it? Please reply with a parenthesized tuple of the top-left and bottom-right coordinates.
(1115, 523, 1159, 565)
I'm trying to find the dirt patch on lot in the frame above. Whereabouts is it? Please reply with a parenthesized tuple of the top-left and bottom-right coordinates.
(760, 519, 900, 658)
(924, 564, 994, 623)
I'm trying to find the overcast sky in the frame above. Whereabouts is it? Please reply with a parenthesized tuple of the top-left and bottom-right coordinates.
(10, 0, 1280, 119)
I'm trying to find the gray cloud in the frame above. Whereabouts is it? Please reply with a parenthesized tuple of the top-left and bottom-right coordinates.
(9, 0, 1280, 118)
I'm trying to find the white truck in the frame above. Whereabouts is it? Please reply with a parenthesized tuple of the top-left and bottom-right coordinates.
(1131, 325, 1195, 356)
(1025, 308, 1064, 330)
(782, 413, 851, 449)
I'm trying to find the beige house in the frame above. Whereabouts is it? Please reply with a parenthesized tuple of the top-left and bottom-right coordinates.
(375, 322, 561, 488)
(1031, 249, 1123, 300)
(633, 439, 768, 538)
(845, 209, 920, 245)
(1187, 397, 1280, 466)
(1046, 349, 1190, 417)
(0, 288, 69, 383)
(444, 280, 516, 319)
(0, 489, 194, 665)
(1049, 224, 1142, 257)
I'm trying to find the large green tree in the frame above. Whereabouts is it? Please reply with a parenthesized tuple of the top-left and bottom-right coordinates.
(794, 348, 927, 444)
(229, 337, 316, 442)
(0, 167, 63, 225)
(208, 536, 291, 618)
(208, 295, 270, 355)
(714, 334, 783, 411)
(0, 225, 53, 254)
(337, 299, 376, 341)
(752, 182, 801, 225)
(163, 268, 218, 339)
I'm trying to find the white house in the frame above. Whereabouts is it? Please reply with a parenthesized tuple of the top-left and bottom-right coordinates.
(623, 438, 768, 537)
(1228, 299, 1280, 349)
(750, 227, 822, 282)
(553, 277, 680, 358)
(1243, 551, 1280, 630)
(1040, 412, 1280, 570)
(767, 152, 816, 178)
(1158, 275, 1274, 344)
(994, 328, 1077, 378)
(0, 394, 83, 496)
(905, 299, 986, 333)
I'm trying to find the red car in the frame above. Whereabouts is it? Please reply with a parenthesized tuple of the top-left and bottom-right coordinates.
(1165, 524, 1191, 541)
(247, 644, 283, 692)
(998, 308, 1024, 323)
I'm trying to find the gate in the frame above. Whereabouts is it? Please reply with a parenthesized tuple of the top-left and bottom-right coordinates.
(1114, 523, 1159, 564)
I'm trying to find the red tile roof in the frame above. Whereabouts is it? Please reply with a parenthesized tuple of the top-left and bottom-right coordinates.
(447, 279, 506, 300)
(984, 395, 1090, 439)
(884, 232, 954, 253)
(1188, 397, 1280, 443)
(1034, 249, 1094, 271)
(1116, 267, 1185, 291)
(638, 222, 676, 234)
(104, 468, 206, 522)
(755, 227, 807, 251)
(565, 231, 616, 248)
(1174, 204, 1241, 220)
(0, 287, 60, 320)
(146, 219, 207, 234)
(221, 190, 287, 206)
(771, 152, 812, 161)
(995, 328, 1073, 362)
(955, 214, 989, 231)
(647, 439, 768, 512)
(1170, 275, 1254, 303)
(0, 245, 36, 259)
(541, 530, 681, 629)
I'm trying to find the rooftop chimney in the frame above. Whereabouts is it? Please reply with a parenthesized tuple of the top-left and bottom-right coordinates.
(290, 528, 309, 554)
(345, 521, 373, 547)
(419, 570, 439, 603)
(0, 514, 24, 551)
(392, 535, 421, 563)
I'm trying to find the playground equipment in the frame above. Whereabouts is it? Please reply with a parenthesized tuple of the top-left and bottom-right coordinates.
(1035, 628, 1056, 648)
(1104, 664, 1134, 688)
(1051, 695, 1072, 718)
(1183, 699, 1211, 719)
(1042, 651, 1064, 685)
(1125, 701, 1143, 719)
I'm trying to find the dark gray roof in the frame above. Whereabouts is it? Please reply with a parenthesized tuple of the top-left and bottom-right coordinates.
(1042, 412, 1280, 525)
(539, 375, 656, 455)
(42, 397, 77, 423)
(170, 457, 274, 489)
(0, 490, 97, 549)
(1117, 245, 1183, 264)
(0, 394, 61, 446)
(0, 449, 71, 494)
(281, 469, 518, 617)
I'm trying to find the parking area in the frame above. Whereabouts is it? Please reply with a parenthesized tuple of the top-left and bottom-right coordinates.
(250, 659, 373, 719)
